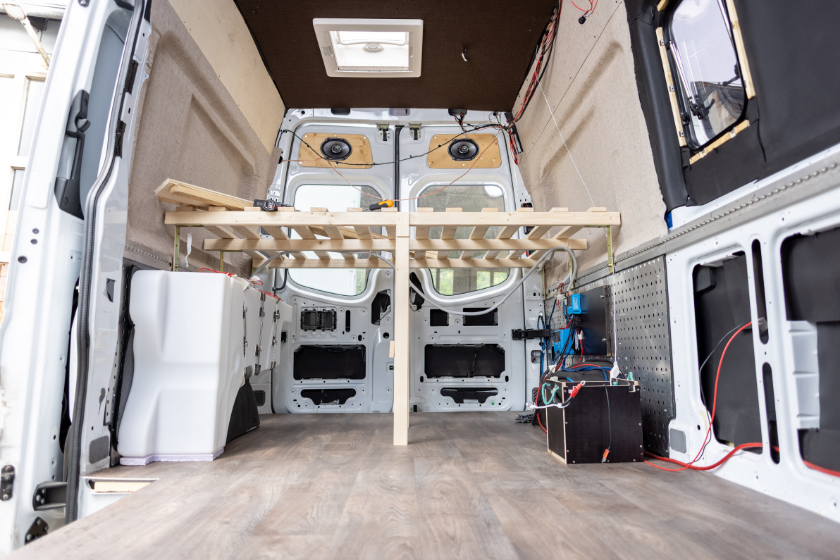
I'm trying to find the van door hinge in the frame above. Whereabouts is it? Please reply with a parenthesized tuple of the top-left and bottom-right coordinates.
(511, 328, 550, 340)
(32, 481, 66, 511)
(377, 124, 390, 141)
(408, 123, 421, 140)
(1, 465, 14, 500)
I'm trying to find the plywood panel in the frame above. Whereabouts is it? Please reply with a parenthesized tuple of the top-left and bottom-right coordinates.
(298, 133, 373, 169)
(426, 134, 501, 169)
(168, 0, 285, 154)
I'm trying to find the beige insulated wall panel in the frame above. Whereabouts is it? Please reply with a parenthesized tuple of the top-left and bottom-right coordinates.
(168, 0, 285, 155)
(511, 1, 667, 283)
(126, 0, 281, 277)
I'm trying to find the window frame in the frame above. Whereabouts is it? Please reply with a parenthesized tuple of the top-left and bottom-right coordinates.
(662, 0, 750, 152)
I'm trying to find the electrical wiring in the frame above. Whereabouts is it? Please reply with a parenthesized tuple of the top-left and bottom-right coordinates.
(645, 443, 762, 472)
(528, 381, 586, 410)
(644, 321, 753, 472)
(285, 127, 506, 204)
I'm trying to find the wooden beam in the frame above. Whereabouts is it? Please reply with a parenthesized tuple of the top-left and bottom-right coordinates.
(486, 207, 531, 259)
(413, 207, 434, 259)
(165, 209, 615, 228)
(383, 207, 398, 239)
(393, 214, 410, 446)
(440, 208, 462, 241)
(509, 207, 569, 258)
(165, 211, 401, 228)
(204, 237, 587, 253)
(461, 207, 498, 259)
(155, 179, 251, 210)
(530, 208, 606, 259)
(409, 210, 618, 227)
(268, 257, 566, 269)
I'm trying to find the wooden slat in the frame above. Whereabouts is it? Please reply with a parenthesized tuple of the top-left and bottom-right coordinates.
(413, 207, 434, 259)
(204, 238, 587, 253)
(485, 207, 532, 259)
(509, 207, 569, 258)
(155, 179, 251, 210)
(166, 209, 614, 228)
(347, 207, 372, 241)
(268, 257, 566, 269)
(439, 208, 462, 241)
(656, 27, 687, 148)
(205, 207, 264, 261)
(461, 208, 498, 259)
(409, 209, 617, 227)
(165, 211, 401, 228)
(383, 207, 398, 239)
(529, 207, 606, 259)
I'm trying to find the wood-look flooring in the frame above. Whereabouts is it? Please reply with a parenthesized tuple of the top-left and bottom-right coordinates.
(14, 413, 840, 559)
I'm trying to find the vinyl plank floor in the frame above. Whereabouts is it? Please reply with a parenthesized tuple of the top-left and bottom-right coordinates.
(12, 412, 840, 560)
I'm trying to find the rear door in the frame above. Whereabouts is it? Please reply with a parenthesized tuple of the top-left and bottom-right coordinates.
(0, 0, 149, 548)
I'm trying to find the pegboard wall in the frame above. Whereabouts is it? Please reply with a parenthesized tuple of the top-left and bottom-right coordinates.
(560, 256, 675, 456)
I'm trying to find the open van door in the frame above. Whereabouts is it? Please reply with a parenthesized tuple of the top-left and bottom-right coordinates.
(0, 0, 149, 548)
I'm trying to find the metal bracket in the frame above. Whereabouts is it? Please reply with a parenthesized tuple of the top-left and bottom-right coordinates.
(24, 517, 48, 544)
(408, 123, 421, 140)
(512, 328, 550, 340)
(32, 482, 66, 511)
(377, 124, 390, 142)
(1, 465, 14, 500)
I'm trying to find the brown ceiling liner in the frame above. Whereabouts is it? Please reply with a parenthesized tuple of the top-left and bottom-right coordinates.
(235, 0, 558, 112)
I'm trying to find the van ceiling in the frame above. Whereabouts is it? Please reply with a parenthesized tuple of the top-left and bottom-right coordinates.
(234, 0, 558, 112)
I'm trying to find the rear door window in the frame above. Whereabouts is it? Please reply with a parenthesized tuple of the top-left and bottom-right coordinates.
(417, 185, 509, 296)
(289, 184, 381, 296)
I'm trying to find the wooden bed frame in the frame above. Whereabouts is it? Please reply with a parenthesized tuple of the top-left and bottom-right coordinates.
(156, 179, 621, 445)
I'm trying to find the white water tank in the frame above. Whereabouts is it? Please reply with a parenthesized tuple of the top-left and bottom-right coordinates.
(117, 271, 291, 465)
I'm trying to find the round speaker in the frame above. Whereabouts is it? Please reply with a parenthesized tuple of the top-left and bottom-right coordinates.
(448, 138, 479, 161)
(320, 137, 353, 161)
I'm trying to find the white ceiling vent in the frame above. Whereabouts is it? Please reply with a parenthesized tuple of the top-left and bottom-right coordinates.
(313, 18, 423, 78)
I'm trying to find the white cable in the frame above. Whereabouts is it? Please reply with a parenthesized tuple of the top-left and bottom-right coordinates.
(538, 82, 596, 207)
(356, 246, 577, 317)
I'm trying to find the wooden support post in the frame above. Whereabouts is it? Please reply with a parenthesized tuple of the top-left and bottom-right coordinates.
(219, 251, 224, 272)
(607, 225, 614, 275)
(173, 226, 180, 271)
(393, 213, 410, 446)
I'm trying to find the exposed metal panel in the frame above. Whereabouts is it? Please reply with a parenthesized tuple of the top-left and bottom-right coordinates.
(610, 256, 674, 457)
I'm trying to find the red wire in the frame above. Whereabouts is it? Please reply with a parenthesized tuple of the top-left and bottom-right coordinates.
(647, 445, 840, 478)
(644, 322, 752, 472)
(645, 443, 762, 471)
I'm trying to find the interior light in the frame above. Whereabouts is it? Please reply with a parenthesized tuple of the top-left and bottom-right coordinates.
(313, 19, 423, 78)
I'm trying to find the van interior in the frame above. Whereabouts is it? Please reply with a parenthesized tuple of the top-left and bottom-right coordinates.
(1, 0, 839, 556)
